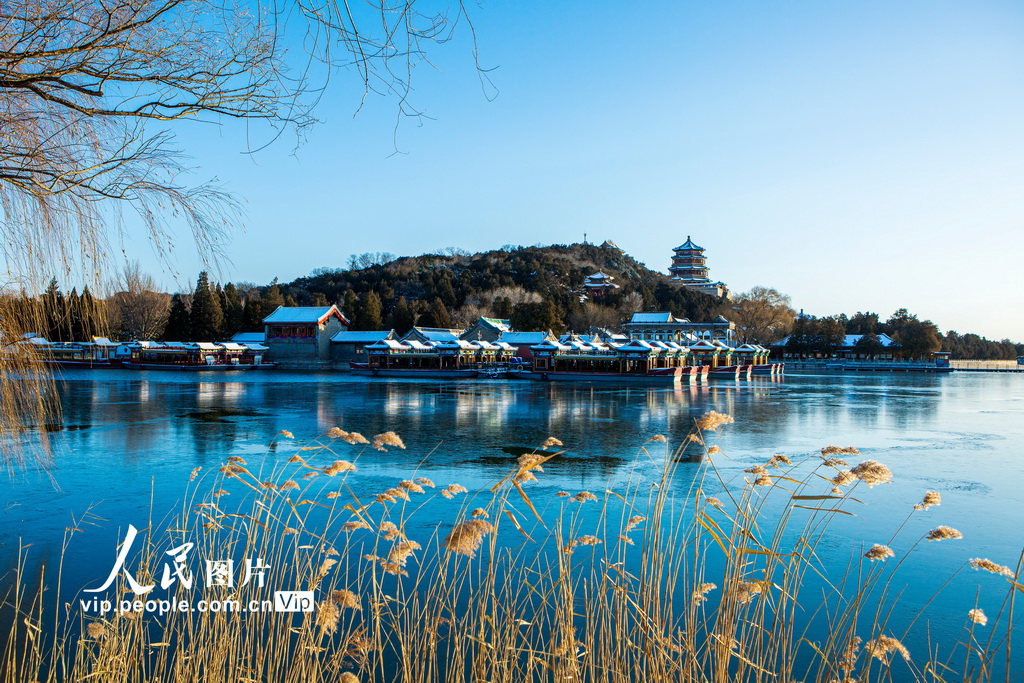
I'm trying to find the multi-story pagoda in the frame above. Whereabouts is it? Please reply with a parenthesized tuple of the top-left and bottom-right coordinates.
(668, 236, 730, 299)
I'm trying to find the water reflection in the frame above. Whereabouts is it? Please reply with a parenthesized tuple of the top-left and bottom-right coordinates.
(3, 370, 1022, 676)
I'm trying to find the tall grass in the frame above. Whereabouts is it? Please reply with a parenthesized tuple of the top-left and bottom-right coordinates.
(3, 415, 1020, 682)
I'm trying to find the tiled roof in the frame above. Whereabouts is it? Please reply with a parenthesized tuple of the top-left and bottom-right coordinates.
(499, 331, 552, 345)
(331, 330, 395, 343)
(673, 236, 703, 251)
(231, 332, 266, 343)
(263, 305, 348, 325)
(628, 312, 675, 324)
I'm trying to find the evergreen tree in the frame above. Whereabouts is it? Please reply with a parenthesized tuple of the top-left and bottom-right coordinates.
(42, 278, 65, 340)
(422, 298, 452, 329)
(342, 290, 358, 324)
(510, 299, 560, 333)
(189, 271, 224, 340)
(354, 291, 383, 331)
(492, 296, 513, 319)
(164, 294, 191, 340)
(221, 283, 245, 338)
(261, 281, 285, 319)
(242, 293, 264, 331)
(79, 285, 100, 339)
(311, 292, 328, 306)
(67, 288, 84, 340)
(388, 296, 416, 335)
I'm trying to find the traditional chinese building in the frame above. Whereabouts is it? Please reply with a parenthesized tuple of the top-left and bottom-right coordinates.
(460, 317, 512, 342)
(668, 237, 729, 299)
(330, 329, 396, 364)
(263, 305, 349, 362)
(582, 272, 620, 299)
(624, 312, 736, 344)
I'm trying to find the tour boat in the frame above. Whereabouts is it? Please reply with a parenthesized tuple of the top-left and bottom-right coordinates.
(19, 337, 122, 368)
(122, 342, 272, 371)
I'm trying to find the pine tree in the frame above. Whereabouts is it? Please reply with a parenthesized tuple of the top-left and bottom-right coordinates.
(189, 272, 224, 340)
(342, 290, 358, 324)
(42, 278, 65, 340)
(222, 283, 245, 338)
(388, 296, 416, 335)
(421, 298, 452, 329)
(355, 291, 383, 331)
(164, 294, 191, 340)
(67, 288, 84, 341)
(79, 286, 100, 340)
(261, 281, 285, 320)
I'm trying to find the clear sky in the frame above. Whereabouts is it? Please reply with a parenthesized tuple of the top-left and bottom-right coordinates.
(133, 0, 1024, 341)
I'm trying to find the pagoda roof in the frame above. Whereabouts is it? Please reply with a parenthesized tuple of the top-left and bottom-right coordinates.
(673, 236, 703, 252)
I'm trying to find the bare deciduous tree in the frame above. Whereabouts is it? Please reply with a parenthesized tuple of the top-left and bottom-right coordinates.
(107, 262, 171, 340)
(731, 286, 797, 345)
(1, 0, 479, 468)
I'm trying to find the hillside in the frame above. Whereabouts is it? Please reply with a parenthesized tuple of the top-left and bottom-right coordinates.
(277, 242, 728, 333)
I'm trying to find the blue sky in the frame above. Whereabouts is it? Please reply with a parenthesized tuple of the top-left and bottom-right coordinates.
(133, 0, 1024, 340)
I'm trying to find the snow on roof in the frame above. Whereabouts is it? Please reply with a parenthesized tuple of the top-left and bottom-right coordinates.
(619, 339, 656, 351)
(187, 342, 221, 350)
(404, 327, 461, 342)
(435, 339, 477, 350)
(498, 332, 552, 345)
(530, 340, 570, 352)
(332, 330, 394, 343)
(479, 317, 511, 332)
(218, 343, 247, 351)
(404, 340, 436, 351)
(366, 339, 409, 351)
(673, 236, 703, 251)
(629, 312, 675, 324)
(231, 332, 266, 343)
(242, 342, 268, 351)
(263, 305, 348, 325)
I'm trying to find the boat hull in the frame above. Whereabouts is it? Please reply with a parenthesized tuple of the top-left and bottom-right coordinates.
(350, 368, 481, 379)
(751, 363, 783, 375)
(706, 364, 753, 379)
(532, 368, 684, 383)
(35, 359, 121, 369)
(122, 362, 271, 371)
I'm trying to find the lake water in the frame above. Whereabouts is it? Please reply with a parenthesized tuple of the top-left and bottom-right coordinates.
(2, 369, 1023, 676)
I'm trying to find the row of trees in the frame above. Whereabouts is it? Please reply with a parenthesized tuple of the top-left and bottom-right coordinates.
(784, 308, 945, 360)
(18, 259, 1023, 357)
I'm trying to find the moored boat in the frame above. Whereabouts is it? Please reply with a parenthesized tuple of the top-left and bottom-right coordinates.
(122, 341, 272, 370)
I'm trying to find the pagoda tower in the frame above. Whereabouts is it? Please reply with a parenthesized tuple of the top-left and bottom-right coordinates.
(668, 237, 730, 299)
